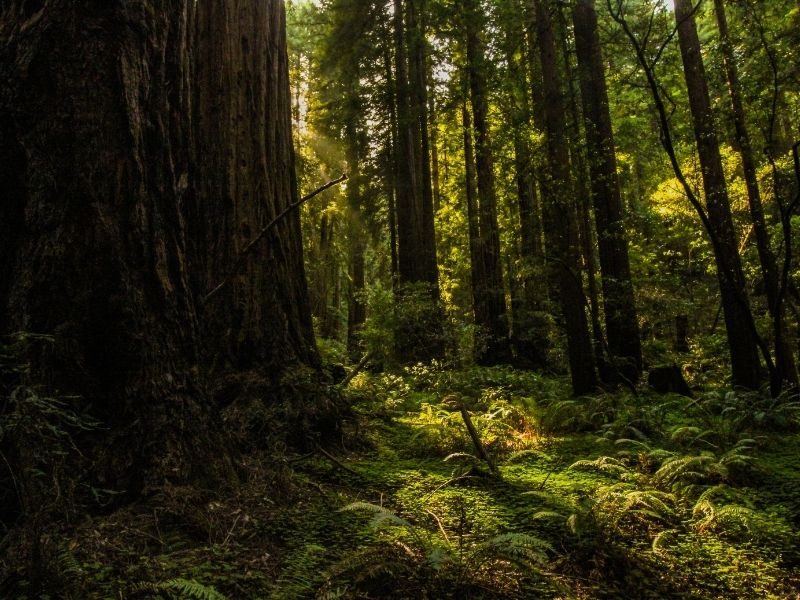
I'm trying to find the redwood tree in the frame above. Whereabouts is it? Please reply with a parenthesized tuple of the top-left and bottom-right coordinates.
(573, 0, 642, 382)
(533, 0, 597, 394)
(0, 0, 317, 492)
(675, 0, 762, 390)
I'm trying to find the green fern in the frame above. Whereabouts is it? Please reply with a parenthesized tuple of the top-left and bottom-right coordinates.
(472, 532, 553, 566)
(133, 578, 227, 600)
(340, 501, 413, 529)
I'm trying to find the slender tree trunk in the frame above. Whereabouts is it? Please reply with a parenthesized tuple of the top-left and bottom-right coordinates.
(676, 0, 761, 390)
(503, 0, 549, 369)
(554, 3, 606, 379)
(573, 0, 642, 383)
(534, 0, 597, 394)
(346, 141, 367, 358)
(383, 36, 400, 286)
(463, 102, 487, 357)
(407, 0, 439, 288)
(393, 0, 443, 361)
(465, 0, 512, 365)
(712, 0, 797, 387)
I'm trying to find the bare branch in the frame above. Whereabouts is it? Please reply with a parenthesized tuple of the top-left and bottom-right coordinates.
(203, 174, 348, 305)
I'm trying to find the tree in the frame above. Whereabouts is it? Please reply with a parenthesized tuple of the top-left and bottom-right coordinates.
(712, 0, 797, 388)
(533, 0, 598, 394)
(0, 0, 316, 491)
(464, 0, 513, 365)
(498, 0, 550, 369)
(573, 0, 642, 383)
(674, 0, 762, 390)
(393, 0, 445, 361)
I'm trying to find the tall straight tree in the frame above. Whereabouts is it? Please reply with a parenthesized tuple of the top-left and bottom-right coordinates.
(464, 0, 513, 365)
(533, 0, 597, 394)
(573, 0, 642, 382)
(393, 0, 444, 360)
(193, 0, 317, 371)
(712, 0, 797, 387)
(675, 0, 762, 390)
(0, 0, 316, 491)
(345, 116, 367, 357)
(500, 0, 549, 369)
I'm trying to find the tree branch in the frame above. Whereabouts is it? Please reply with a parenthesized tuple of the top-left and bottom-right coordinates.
(203, 174, 348, 305)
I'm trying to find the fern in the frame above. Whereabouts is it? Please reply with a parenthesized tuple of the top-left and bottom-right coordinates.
(340, 501, 413, 529)
(133, 578, 227, 600)
(472, 532, 553, 566)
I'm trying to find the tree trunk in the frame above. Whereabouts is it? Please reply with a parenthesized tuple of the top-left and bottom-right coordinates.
(502, 0, 549, 369)
(1, 1, 218, 491)
(465, 0, 512, 365)
(675, 0, 761, 390)
(533, 0, 597, 394)
(712, 0, 797, 387)
(393, 0, 443, 361)
(573, 0, 642, 383)
(463, 103, 487, 358)
(0, 0, 317, 493)
(346, 124, 367, 357)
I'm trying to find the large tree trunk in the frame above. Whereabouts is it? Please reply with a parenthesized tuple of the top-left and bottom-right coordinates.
(573, 0, 642, 383)
(465, 0, 512, 365)
(0, 0, 317, 494)
(0, 0, 220, 491)
(533, 0, 597, 395)
(192, 0, 317, 372)
(675, 0, 761, 390)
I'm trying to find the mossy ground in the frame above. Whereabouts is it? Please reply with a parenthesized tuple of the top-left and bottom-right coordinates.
(15, 365, 800, 599)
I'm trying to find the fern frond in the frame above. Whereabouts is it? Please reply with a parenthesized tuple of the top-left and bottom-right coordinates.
(653, 455, 713, 486)
(473, 532, 553, 566)
(652, 528, 679, 555)
(569, 456, 630, 477)
(340, 502, 411, 528)
(134, 578, 227, 600)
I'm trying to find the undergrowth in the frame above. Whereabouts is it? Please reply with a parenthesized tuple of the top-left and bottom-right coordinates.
(2, 358, 798, 598)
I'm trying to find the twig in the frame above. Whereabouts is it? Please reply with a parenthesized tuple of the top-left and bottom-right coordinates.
(203, 174, 348, 305)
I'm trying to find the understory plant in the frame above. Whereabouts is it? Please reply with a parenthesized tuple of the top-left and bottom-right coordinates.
(319, 502, 555, 599)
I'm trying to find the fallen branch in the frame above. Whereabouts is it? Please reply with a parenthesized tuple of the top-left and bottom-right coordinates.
(315, 444, 363, 478)
(339, 350, 376, 388)
(203, 174, 348, 305)
(458, 403, 501, 479)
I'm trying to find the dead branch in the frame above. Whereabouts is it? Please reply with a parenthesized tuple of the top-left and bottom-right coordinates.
(203, 174, 348, 305)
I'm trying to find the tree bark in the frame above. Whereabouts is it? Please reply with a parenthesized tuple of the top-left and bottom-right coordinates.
(534, 0, 598, 394)
(465, 0, 512, 365)
(573, 0, 642, 383)
(0, 0, 318, 493)
(1, 1, 219, 491)
(192, 0, 317, 371)
(675, 0, 761, 390)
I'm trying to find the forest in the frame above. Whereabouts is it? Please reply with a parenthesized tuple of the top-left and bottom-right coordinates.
(0, 0, 799, 598)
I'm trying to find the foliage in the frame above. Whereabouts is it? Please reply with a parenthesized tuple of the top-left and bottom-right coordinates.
(319, 501, 554, 599)
(132, 578, 228, 600)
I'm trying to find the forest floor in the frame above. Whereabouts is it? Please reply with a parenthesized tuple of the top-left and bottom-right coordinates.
(26, 364, 800, 599)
